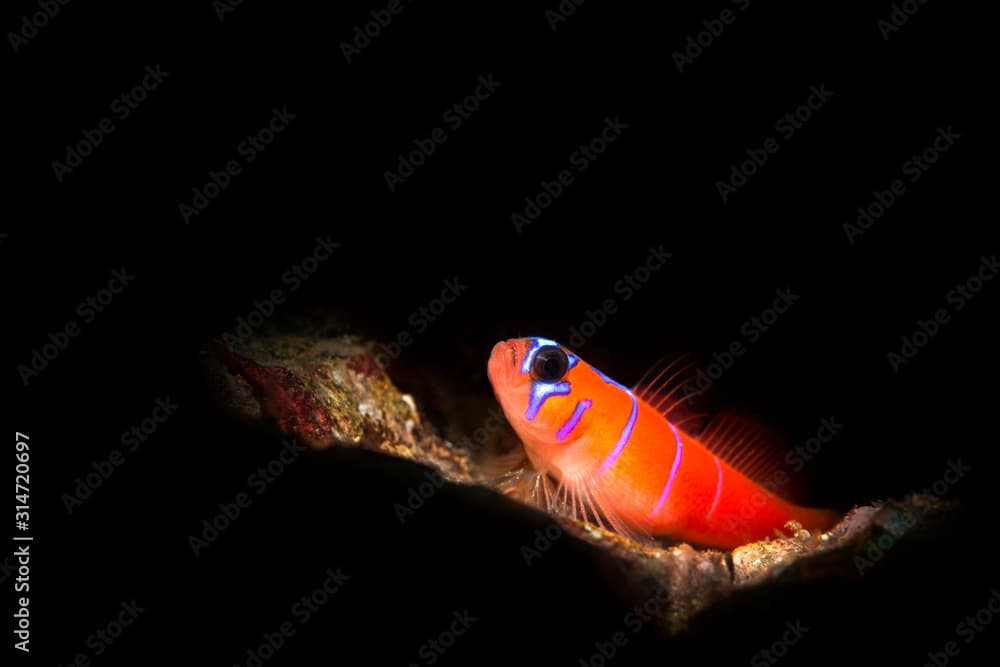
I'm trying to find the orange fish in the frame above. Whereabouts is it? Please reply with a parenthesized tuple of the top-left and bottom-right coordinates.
(487, 337, 839, 549)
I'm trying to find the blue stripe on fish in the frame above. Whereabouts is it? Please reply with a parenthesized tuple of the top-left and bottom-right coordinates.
(525, 380, 571, 420)
(597, 368, 638, 474)
(556, 399, 592, 441)
(652, 422, 684, 516)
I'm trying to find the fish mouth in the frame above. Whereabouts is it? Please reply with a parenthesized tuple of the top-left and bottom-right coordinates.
(488, 339, 529, 389)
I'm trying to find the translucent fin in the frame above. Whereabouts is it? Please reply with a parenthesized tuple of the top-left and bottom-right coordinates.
(696, 415, 789, 491)
(491, 466, 546, 506)
(551, 471, 654, 546)
(493, 466, 653, 545)
(632, 355, 709, 437)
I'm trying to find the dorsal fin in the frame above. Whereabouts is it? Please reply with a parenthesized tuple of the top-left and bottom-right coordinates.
(697, 414, 793, 493)
(632, 355, 710, 437)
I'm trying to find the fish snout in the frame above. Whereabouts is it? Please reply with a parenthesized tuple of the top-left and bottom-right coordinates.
(488, 339, 524, 387)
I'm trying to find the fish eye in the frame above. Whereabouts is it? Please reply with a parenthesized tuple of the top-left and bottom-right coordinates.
(531, 347, 569, 382)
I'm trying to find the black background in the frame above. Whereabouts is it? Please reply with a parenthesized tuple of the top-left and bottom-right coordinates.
(7, 1, 995, 665)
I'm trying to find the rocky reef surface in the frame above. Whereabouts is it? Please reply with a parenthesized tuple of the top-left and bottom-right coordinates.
(207, 333, 954, 635)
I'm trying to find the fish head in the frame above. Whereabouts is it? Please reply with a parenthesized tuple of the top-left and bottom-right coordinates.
(488, 337, 593, 475)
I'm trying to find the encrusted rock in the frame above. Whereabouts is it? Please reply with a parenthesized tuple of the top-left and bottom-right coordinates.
(207, 334, 955, 634)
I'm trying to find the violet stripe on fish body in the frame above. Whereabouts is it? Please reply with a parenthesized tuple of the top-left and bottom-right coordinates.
(486, 336, 841, 549)
(556, 399, 592, 441)
(596, 368, 638, 475)
(651, 422, 684, 516)
(525, 381, 571, 420)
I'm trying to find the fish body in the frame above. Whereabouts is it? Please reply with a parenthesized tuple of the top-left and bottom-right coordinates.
(487, 337, 838, 549)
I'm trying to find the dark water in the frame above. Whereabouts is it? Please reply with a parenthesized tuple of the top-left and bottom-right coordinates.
(9, 1, 993, 665)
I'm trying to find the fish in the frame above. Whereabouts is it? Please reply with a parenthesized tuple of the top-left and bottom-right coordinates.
(487, 337, 839, 549)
